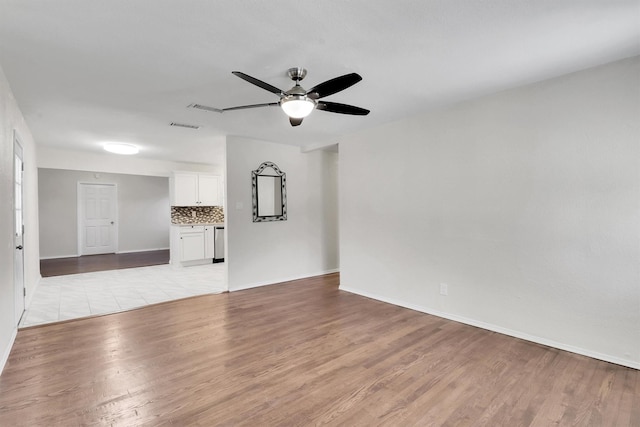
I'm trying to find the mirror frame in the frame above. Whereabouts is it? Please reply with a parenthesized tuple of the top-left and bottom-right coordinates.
(252, 161, 287, 222)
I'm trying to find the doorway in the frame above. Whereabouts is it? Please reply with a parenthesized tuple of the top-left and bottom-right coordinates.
(77, 183, 117, 255)
(14, 133, 25, 325)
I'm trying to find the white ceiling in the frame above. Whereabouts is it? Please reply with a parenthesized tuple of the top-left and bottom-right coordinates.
(0, 0, 638, 164)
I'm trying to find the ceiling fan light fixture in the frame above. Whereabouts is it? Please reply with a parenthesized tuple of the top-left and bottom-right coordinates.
(103, 142, 139, 155)
(281, 95, 316, 119)
(204, 68, 368, 127)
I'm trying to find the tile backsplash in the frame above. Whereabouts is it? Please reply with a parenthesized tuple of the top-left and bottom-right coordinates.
(171, 206, 224, 224)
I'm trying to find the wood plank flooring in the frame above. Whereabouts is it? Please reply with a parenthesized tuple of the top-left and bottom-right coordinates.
(0, 273, 638, 426)
(40, 250, 170, 277)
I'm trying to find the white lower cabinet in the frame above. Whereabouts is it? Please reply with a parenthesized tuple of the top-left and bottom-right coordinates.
(181, 232, 205, 261)
(204, 226, 215, 259)
(171, 224, 220, 266)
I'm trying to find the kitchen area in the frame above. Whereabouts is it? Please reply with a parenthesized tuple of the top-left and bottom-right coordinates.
(169, 172, 225, 267)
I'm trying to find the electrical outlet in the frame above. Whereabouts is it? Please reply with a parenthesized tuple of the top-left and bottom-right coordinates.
(191, 210, 196, 218)
(440, 283, 448, 296)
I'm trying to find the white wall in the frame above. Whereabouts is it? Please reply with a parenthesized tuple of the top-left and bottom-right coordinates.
(36, 144, 224, 259)
(37, 146, 223, 177)
(0, 66, 39, 373)
(338, 56, 640, 369)
(226, 136, 339, 291)
(38, 169, 170, 258)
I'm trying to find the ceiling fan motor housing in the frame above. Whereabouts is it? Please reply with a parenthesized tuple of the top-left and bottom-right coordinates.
(287, 67, 307, 81)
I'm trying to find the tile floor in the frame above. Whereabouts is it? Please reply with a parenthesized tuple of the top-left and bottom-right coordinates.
(21, 263, 226, 327)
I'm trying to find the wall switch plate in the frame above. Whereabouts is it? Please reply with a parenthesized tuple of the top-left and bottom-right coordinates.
(440, 283, 448, 296)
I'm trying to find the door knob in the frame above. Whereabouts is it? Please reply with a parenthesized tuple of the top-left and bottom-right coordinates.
(16, 245, 23, 250)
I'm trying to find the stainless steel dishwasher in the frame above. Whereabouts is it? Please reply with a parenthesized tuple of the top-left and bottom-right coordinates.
(213, 226, 224, 263)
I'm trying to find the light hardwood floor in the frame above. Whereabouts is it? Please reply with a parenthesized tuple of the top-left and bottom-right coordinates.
(0, 273, 637, 426)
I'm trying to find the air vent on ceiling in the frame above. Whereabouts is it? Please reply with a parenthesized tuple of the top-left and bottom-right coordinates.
(170, 122, 201, 130)
(188, 103, 223, 113)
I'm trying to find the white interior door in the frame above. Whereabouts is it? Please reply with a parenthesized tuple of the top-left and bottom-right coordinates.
(79, 183, 117, 255)
(14, 134, 25, 325)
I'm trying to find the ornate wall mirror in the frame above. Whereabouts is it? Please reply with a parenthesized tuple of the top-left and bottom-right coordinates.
(252, 161, 287, 222)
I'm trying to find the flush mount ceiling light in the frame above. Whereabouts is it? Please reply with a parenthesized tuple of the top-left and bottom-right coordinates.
(103, 142, 139, 155)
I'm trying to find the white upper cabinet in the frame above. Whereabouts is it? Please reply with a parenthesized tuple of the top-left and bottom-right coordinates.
(172, 174, 198, 206)
(197, 175, 220, 206)
(171, 172, 221, 206)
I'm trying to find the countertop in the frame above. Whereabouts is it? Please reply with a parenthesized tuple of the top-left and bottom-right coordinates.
(172, 223, 224, 226)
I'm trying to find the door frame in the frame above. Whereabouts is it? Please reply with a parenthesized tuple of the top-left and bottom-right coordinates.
(13, 131, 25, 325)
(77, 182, 118, 256)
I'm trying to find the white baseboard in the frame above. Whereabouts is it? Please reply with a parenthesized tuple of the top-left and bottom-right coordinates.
(174, 258, 214, 267)
(340, 285, 639, 371)
(39, 254, 78, 260)
(116, 247, 169, 254)
(0, 326, 18, 376)
(230, 268, 339, 292)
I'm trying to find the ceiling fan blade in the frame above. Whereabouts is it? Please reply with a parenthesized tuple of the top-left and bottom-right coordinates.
(222, 102, 279, 112)
(232, 71, 285, 97)
(289, 117, 303, 127)
(306, 73, 362, 99)
(316, 101, 370, 116)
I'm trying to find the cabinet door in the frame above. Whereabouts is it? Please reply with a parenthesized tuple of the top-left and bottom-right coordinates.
(198, 175, 220, 206)
(173, 174, 198, 206)
(204, 226, 215, 259)
(181, 233, 205, 261)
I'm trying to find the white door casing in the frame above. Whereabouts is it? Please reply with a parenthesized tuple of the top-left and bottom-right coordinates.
(13, 132, 25, 325)
(78, 183, 117, 255)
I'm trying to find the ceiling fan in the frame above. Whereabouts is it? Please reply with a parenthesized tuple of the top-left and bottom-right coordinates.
(189, 67, 370, 127)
